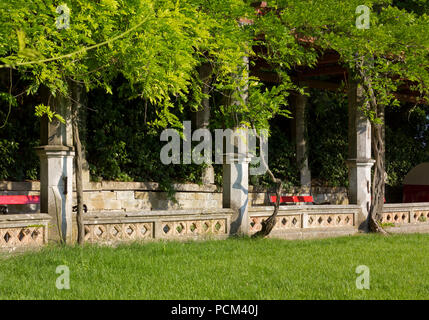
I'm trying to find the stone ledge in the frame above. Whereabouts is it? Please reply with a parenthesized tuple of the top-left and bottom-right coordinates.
(266, 227, 358, 240)
(0, 213, 51, 223)
(92, 181, 219, 192)
(249, 204, 361, 213)
(384, 203, 429, 210)
(84, 208, 234, 221)
(384, 223, 429, 234)
(1, 180, 348, 195)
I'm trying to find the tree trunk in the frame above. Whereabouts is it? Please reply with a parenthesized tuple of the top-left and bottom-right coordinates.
(368, 105, 388, 234)
(252, 178, 283, 238)
(251, 127, 283, 238)
(71, 82, 85, 244)
(356, 58, 388, 234)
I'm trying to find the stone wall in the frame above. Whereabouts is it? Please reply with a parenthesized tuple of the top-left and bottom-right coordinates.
(80, 182, 221, 211)
(79, 208, 233, 244)
(2, 203, 429, 248)
(0, 213, 50, 252)
(380, 203, 429, 234)
(249, 205, 360, 240)
(0, 181, 349, 214)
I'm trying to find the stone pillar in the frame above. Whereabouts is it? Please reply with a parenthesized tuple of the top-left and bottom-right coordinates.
(222, 51, 250, 235)
(36, 145, 75, 243)
(223, 145, 251, 236)
(294, 92, 311, 189)
(195, 63, 214, 184)
(346, 78, 374, 229)
(37, 92, 75, 243)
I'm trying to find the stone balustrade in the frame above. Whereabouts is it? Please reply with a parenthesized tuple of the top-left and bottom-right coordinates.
(249, 205, 361, 239)
(380, 203, 429, 234)
(0, 213, 50, 251)
(79, 208, 233, 243)
(2, 201, 429, 249)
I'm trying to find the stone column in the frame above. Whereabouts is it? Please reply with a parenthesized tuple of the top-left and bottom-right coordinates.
(346, 78, 374, 229)
(36, 145, 75, 243)
(223, 140, 251, 236)
(195, 63, 214, 184)
(37, 92, 75, 243)
(222, 51, 250, 235)
(294, 92, 311, 189)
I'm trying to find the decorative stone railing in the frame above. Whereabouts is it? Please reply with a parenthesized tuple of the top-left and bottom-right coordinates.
(249, 205, 361, 239)
(381, 203, 429, 225)
(81, 208, 233, 243)
(0, 213, 50, 251)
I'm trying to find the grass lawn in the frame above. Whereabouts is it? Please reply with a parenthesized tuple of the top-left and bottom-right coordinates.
(0, 233, 428, 299)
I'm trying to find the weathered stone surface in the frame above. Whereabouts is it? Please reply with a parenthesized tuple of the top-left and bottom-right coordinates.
(122, 200, 151, 211)
(134, 191, 150, 200)
(174, 192, 196, 200)
(0, 181, 40, 191)
(89, 200, 123, 211)
(116, 191, 135, 200)
(249, 205, 360, 236)
(0, 213, 50, 251)
(36, 145, 74, 244)
(105, 181, 158, 191)
(173, 183, 218, 192)
(384, 223, 429, 234)
(85, 191, 117, 202)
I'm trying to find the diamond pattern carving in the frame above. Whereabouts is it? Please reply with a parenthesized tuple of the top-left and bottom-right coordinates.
(0, 226, 45, 248)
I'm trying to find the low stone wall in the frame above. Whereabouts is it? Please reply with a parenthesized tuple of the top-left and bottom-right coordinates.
(0, 213, 50, 251)
(249, 205, 360, 239)
(80, 205, 361, 243)
(3, 204, 429, 248)
(0, 181, 349, 213)
(79, 208, 233, 243)
(81, 182, 221, 211)
(381, 203, 429, 233)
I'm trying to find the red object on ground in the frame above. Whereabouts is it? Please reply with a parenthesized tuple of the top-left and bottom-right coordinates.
(403, 185, 429, 203)
(270, 195, 314, 204)
(0, 195, 40, 205)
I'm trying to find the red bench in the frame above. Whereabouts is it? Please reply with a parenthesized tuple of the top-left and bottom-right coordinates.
(0, 195, 40, 205)
(270, 195, 314, 205)
(0, 195, 40, 214)
(0, 195, 87, 214)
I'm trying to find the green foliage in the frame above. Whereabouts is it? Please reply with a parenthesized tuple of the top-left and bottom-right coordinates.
(380, 222, 396, 228)
(418, 215, 427, 222)
(307, 90, 349, 187)
(250, 124, 299, 188)
(86, 83, 205, 184)
(0, 93, 40, 181)
(0, 0, 427, 191)
(34, 104, 65, 123)
(0, 139, 18, 180)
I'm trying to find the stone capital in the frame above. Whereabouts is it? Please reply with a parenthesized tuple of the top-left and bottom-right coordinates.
(223, 152, 251, 164)
(346, 158, 375, 168)
(35, 145, 75, 158)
